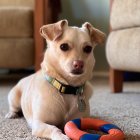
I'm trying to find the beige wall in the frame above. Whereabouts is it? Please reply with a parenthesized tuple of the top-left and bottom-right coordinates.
(59, 0, 110, 71)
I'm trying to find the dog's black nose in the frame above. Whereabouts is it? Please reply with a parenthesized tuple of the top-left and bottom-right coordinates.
(73, 60, 84, 70)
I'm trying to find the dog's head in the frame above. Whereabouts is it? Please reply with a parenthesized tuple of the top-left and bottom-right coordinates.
(40, 20, 105, 86)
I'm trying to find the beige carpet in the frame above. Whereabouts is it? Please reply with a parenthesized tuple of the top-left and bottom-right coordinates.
(0, 76, 140, 140)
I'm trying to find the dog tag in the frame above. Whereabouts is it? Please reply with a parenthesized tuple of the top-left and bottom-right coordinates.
(77, 96, 86, 112)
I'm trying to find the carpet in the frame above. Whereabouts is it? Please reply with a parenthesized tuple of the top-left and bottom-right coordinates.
(0, 76, 140, 140)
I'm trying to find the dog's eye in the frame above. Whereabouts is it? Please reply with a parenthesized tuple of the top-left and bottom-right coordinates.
(83, 46, 92, 53)
(60, 43, 69, 51)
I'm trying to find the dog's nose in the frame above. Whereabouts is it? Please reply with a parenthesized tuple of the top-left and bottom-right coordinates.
(73, 60, 84, 70)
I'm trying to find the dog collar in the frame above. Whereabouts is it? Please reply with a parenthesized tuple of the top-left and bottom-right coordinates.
(44, 74, 84, 95)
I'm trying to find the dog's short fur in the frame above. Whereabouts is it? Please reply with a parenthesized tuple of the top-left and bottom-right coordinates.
(5, 20, 105, 140)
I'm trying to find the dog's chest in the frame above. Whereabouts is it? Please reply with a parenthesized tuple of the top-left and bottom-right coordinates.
(53, 93, 78, 113)
(50, 93, 78, 121)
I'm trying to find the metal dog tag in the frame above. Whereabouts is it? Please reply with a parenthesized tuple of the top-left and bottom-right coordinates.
(77, 95, 86, 112)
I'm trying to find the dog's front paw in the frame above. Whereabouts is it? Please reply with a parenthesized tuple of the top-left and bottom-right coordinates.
(5, 112, 19, 119)
(51, 128, 70, 140)
(53, 134, 70, 140)
(59, 134, 70, 140)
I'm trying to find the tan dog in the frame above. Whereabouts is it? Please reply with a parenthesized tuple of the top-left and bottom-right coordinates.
(5, 20, 105, 140)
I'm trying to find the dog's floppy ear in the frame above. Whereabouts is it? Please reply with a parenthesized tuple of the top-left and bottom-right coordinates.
(40, 19, 68, 41)
(82, 22, 106, 45)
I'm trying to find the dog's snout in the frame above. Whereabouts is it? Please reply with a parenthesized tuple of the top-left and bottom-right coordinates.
(73, 60, 84, 69)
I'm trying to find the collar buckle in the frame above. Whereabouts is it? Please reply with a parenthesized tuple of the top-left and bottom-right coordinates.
(76, 86, 84, 95)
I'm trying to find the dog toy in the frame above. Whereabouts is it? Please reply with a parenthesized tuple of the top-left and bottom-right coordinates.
(64, 118, 125, 140)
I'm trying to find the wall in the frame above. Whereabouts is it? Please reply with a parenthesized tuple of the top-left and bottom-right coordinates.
(59, 0, 110, 71)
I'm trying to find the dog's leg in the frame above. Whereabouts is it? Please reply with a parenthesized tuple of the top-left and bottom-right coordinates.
(5, 86, 22, 119)
(32, 120, 70, 140)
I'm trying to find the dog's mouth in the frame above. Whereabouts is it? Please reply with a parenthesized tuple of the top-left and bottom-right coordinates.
(71, 69, 84, 75)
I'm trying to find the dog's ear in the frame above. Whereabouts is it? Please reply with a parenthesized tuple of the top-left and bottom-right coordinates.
(82, 22, 106, 45)
(40, 19, 68, 41)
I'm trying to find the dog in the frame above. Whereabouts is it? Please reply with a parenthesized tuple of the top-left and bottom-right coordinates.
(5, 20, 105, 140)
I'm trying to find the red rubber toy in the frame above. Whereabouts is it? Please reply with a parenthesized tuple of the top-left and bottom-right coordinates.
(64, 118, 125, 140)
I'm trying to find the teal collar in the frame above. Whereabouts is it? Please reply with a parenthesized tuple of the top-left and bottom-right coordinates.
(44, 74, 84, 95)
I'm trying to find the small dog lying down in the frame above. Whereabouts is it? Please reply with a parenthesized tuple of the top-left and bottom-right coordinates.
(5, 20, 105, 140)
